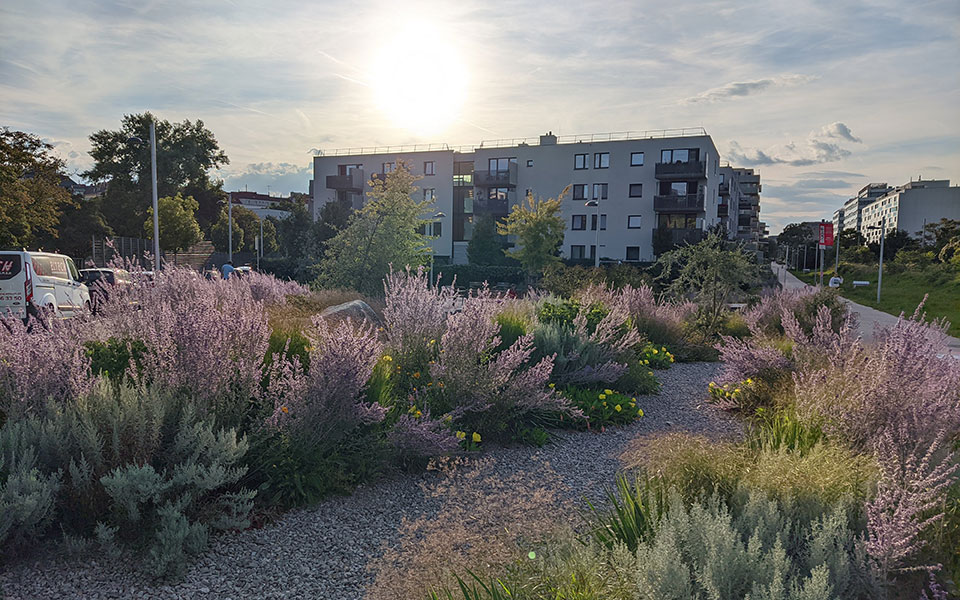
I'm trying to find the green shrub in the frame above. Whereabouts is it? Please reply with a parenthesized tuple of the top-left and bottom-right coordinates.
(747, 409, 823, 455)
(720, 312, 751, 338)
(638, 343, 674, 369)
(265, 325, 311, 369)
(0, 382, 254, 576)
(536, 298, 608, 332)
(795, 288, 848, 336)
(530, 322, 610, 384)
(558, 386, 643, 430)
(615, 359, 661, 395)
(585, 473, 668, 553)
(634, 492, 875, 600)
(494, 311, 528, 353)
(84, 337, 148, 382)
(0, 431, 61, 551)
(435, 265, 525, 288)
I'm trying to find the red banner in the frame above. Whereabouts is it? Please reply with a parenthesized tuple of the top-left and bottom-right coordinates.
(819, 222, 834, 247)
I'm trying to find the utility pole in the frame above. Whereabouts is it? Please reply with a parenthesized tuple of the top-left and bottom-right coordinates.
(149, 120, 160, 272)
(877, 216, 885, 303)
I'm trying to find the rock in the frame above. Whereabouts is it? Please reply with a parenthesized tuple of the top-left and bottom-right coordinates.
(318, 300, 384, 327)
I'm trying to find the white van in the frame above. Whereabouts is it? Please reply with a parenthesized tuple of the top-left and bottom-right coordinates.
(0, 251, 91, 320)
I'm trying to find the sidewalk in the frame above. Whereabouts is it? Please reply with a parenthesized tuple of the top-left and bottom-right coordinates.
(770, 262, 960, 357)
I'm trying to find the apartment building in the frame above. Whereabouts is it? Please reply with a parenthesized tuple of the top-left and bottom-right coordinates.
(832, 207, 844, 233)
(226, 191, 296, 220)
(859, 179, 960, 244)
(717, 165, 763, 256)
(840, 183, 892, 234)
(312, 129, 743, 264)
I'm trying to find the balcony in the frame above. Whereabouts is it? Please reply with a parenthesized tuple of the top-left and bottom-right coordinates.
(473, 163, 518, 188)
(717, 204, 729, 217)
(653, 228, 706, 255)
(325, 169, 365, 192)
(739, 182, 761, 195)
(718, 181, 729, 194)
(654, 193, 704, 213)
(655, 160, 706, 180)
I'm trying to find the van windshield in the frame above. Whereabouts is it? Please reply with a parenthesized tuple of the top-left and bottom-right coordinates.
(0, 254, 22, 280)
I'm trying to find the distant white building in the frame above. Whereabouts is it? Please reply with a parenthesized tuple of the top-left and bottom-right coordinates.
(226, 191, 295, 220)
(859, 179, 960, 244)
(312, 129, 763, 264)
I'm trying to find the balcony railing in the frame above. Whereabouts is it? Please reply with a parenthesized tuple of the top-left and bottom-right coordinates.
(654, 193, 704, 213)
(325, 169, 365, 191)
(473, 163, 518, 187)
(739, 182, 761, 195)
(718, 181, 730, 194)
(717, 204, 729, 217)
(653, 228, 706, 255)
(654, 160, 706, 179)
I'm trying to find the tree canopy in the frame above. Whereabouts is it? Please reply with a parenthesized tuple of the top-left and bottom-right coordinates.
(85, 113, 228, 237)
(497, 189, 566, 276)
(0, 128, 73, 248)
(317, 161, 429, 295)
(144, 193, 203, 253)
(467, 214, 510, 266)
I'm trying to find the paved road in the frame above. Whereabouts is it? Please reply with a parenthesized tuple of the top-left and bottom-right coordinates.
(770, 262, 960, 357)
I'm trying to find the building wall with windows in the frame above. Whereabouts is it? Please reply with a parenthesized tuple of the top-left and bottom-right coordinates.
(859, 179, 960, 244)
(312, 130, 745, 265)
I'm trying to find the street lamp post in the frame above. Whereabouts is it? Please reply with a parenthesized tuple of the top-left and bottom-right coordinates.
(867, 216, 886, 303)
(228, 196, 233, 264)
(128, 118, 160, 272)
(429, 211, 446, 285)
(585, 200, 600, 267)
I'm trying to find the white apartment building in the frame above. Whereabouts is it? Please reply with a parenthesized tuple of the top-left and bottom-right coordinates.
(312, 129, 752, 264)
(859, 179, 960, 244)
(840, 183, 892, 234)
(719, 165, 763, 256)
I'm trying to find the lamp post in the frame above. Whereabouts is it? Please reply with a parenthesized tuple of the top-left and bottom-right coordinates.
(585, 200, 600, 267)
(228, 195, 233, 264)
(429, 211, 446, 285)
(867, 216, 886, 303)
(127, 119, 160, 272)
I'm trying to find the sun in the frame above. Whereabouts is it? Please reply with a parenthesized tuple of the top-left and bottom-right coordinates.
(369, 26, 468, 136)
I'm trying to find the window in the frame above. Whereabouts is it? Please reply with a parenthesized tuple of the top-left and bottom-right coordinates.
(338, 163, 361, 175)
(570, 245, 586, 259)
(630, 152, 644, 166)
(592, 183, 608, 200)
(629, 183, 643, 198)
(489, 157, 516, 172)
(572, 184, 587, 200)
(382, 162, 395, 174)
(626, 247, 640, 261)
(424, 161, 435, 175)
(423, 188, 436, 202)
(431, 221, 442, 237)
(594, 152, 609, 169)
(627, 215, 642, 229)
(658, 214, 698, 229)
(574, 154, 588, 170)
(526, 159, 534, 167)
(572, 215, 587, 230)
(589, 245, 597, 260)
(590, 214, 607, 231)
(660, 149, 698, 163)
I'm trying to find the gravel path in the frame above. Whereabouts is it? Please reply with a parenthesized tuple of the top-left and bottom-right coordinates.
(0, 362, 739, 600)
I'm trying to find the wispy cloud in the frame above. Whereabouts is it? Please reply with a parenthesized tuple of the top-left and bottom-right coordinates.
(727, 122, 863, 167)
(682, 73, 816, 104)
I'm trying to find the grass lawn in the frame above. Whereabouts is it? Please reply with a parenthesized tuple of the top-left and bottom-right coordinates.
(791, 263, 960, 337)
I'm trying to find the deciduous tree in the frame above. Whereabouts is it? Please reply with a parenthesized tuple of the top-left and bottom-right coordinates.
(497, 189, 566, 277)
(144, 193, 203, 253)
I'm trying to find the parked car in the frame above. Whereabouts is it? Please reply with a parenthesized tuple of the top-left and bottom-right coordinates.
(0, 251, 90, 320)
(79, 268, 132, 311)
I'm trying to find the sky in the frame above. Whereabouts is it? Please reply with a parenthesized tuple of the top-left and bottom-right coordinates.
(1, 0, 958, 234)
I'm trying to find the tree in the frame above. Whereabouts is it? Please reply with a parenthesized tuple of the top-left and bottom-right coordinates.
(467, 214, 509, 265)
(84, 113, 228, 237)
(211, 209, 244, 253)
(277, 198, 316, 258)
(919, 218, 960, 254)
(0, 128, 73, 247)
(144, 193, 203, 253)
(36, 195, 112, 261)
(869, 228, 916, 262)
(497, 188, 566, 277)
(318, 161, 429, 295)
(314, 198, 352, 250)
(655, 232, 759, 335)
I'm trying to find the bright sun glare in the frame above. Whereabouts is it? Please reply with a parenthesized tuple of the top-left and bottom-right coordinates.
(369, 26, 468, 136)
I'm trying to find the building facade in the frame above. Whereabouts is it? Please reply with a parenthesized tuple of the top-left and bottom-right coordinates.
(226, 191, 297, 220)
(840, 183, 892, 234)
(859, 179, 960, 244)
(313, 129, 755, 264)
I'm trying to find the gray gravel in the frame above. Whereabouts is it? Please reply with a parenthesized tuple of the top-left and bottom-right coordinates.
(0, 362, 738, 600)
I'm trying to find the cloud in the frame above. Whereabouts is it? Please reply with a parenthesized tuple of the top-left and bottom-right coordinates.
(682, 74, 816, 104)
(727, 122, 862, 167)
(222, 162, 313, 195)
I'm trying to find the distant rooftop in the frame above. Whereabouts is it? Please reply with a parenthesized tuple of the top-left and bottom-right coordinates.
(314, 127, 710, 158)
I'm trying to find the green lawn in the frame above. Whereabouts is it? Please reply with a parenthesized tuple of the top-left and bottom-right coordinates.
(790, 264, 960, 337)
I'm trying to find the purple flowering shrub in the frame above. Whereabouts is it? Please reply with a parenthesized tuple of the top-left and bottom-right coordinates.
(0, 317, 94, 421)
(432, 289, 578, 438)
(243, 270, 310, 304)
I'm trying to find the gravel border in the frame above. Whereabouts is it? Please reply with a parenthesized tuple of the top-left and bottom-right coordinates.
(0, 362, 739, 600)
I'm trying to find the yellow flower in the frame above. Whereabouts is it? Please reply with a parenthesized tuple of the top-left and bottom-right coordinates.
(652, 348, 658, 354)
(383, 355, 393, 362)
(413, 372, 420, 378)
(439, 382, 444, 388)
(638, 408, 644, 417)
(746, 378, 753, 384)
(427, 382, 433, 387)
(630, 402, 636, 407)
(734, 388, 741, 393)
(548, 383, 555, 389)
(602, 401, 607, 407)
(429, 339, 436, 345)
(661, 347, 666, 352)
(615, 404, 622, 412)
(598, 393, 607, 400)
(708, 382, 716, 388)
(670, 356, 675, 362)
(648, 371, 654, 376)
(604, 389, 614, 395)
(281, 406, 288, 414)
(456, 430, 466, 440)
(413, 409, 422, 418)
(643, 359, 649, 365)
(472, 432, 482, 443)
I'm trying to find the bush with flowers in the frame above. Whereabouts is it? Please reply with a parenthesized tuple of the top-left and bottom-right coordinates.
(558, 386, 644, 430)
